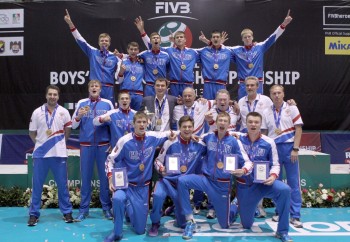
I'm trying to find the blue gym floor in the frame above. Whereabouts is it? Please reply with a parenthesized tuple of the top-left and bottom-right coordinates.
(0, 207, 349, 242)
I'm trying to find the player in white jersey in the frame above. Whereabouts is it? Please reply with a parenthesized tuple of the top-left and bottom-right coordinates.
(173, 87, 214, 136)
(238, 76, 273, 133)
(28, 85, 73, 226)
(206, 89, 240, 132)
(262, 84, 304, 228)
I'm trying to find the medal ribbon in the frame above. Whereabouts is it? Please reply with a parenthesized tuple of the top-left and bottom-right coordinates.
(155, 96, 167, 119)
(89, 97, 101, 118)
(120, 108, 131, 133)
(180, 136, 190, 170)
(152, 54, 159, 72)
(248, 140, 259, 161)
(183, 104, 195, 118)
(273, 103, 284, 129)
(247, 99, 258, 112)
(45, 104, 58, 131)
(245, 48, 253, 63)
(133, 134, 145, 183)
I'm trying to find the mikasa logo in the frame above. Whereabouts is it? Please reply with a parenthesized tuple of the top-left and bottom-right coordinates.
(155, 2, 190, 14)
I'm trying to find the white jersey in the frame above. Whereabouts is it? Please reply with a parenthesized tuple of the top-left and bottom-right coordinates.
(29, 104, 71, 158)
(238, 94, 273, 132)
(262, 101, 303, 144)
(207, 105, 240, 132)
(173, 100, 214, 135)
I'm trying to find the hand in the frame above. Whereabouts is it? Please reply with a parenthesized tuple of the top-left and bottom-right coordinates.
(220, 31, 229, 44)
(263, 175, 276, 186)
(176, 95, 183, 105)
(191, 134, 200, 142)
(282, 9, 293, 27)
(205, 111, 214, 122)
(113, 49, 123, 59)
(77, 107, 88, 119)
(134, 16, 145, 34)
(287, 99, 297, 106)
(230, 132, 240, 139)
(199, 31, 210, 45)
(108, 177, 116, 192)
(64, 9, 75, 29)
(169, 130, 176, 141)
(102, 115, 111, 123)
(118, 63, 126, 75)
(291, 150, 298, 163)
(231, 169, 245, 177)
(159, 166, 167, 176)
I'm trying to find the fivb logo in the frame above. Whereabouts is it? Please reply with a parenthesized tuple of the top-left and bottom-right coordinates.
(155, 2, 190, 14)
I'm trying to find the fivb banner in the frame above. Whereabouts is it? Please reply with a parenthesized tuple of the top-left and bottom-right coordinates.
(0, 0, 349, 130)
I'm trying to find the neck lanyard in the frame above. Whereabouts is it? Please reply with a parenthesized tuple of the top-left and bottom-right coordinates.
(273, 103, 284, 128)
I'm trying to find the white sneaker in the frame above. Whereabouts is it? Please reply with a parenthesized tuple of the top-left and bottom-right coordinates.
(206, 209, 216, 219)
(272, 215, 279, 222)
(193, 206, 201, 215)
(256, 207, 267, 218)
(290, 218, 303, 228)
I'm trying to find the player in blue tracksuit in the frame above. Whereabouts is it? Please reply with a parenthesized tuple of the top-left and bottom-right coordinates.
(135, 17, 200, 97)
(116, 42, 144, 111)
(93, 92, 136, 148)
(228, 11, 293, 99)
(233, 111, 293, 242)
(262, 85, 303, 229)
(71, 80, 114, 221)
(148, 116, 206, 236)
(197, 31, 234, 100)
(178, 111, 253, 240)
(104, 111, 176, 242)
(64, 10, 120, 105)
(138, 32, 170, 97)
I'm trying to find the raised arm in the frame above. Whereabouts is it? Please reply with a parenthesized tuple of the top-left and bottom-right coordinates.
(64, 9, 75, 29)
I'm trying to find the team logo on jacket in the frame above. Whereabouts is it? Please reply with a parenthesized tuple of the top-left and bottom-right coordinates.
(158, 21, 193, 48)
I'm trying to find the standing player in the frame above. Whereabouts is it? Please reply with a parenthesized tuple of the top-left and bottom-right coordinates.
(262, 84, 303, 228)
(178, 112, 253, 240)
(135, 16, 200, 97)
(64, 9, 120, 105)
(148, 116, 206, 236)
(104, 111, 175, 242)
(93, 92, 136, 148)
(28, 85, 73, 226)
(197, 31, 234, 99)
(138, 32, 170, 97)
(71, 80, 114, 221)
(231, 10, 292, 99)
(233, 112, 292, 242)
(115, 42, 144, 111)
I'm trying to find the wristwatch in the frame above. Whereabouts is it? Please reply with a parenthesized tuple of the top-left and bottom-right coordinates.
(292, 147, 299, 151)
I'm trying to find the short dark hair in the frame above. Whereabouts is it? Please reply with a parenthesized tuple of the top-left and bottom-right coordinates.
(127, 42, 139, 49)
(179, 115, 194, 128)
(246, 111, 262, 122)
(216, 111, 231, 123)
(46, 85, 60, 95)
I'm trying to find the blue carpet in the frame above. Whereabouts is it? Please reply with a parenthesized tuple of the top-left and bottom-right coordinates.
(0, 207, 350, 242)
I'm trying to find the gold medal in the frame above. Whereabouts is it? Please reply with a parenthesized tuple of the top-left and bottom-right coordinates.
(156, 119, 162, 125)
(139, 163, 145, 171)
(84, 106, 90, 112)
(46, 129, 52, 136)
(153, 69, 159, 75)
(180, 165, 187, 173)
(213, 64, 219, 70)
(181, 64, 186, 70)
(248, 63, 254, 69)
(217, 161, 224, 169)
(131, 76, 136, 81)
(274, 128, 282, 135)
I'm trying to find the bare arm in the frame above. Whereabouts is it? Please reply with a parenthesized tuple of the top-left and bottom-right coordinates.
(291, 124, 302, 162)
(64, 127, 71, 142)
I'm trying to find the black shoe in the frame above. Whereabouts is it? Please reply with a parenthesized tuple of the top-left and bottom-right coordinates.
(27, 215, 39, 226)
(63, 213, 74, 223)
